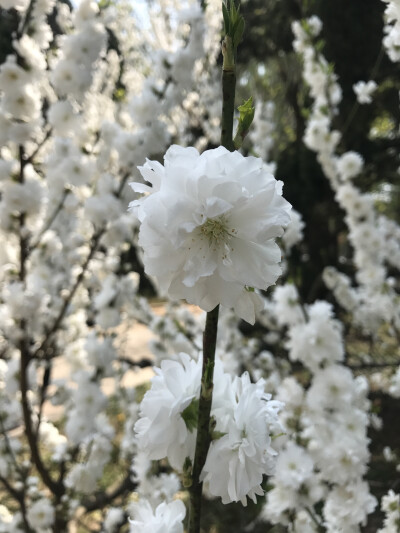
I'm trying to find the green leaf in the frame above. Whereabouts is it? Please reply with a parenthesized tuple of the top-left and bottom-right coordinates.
(232, 16, 245, 49)
(181, 398, 199, 432)
(222, 2, 230, 35)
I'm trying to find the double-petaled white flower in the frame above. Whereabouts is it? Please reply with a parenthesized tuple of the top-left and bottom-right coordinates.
(129, 145, 291, 324)
(135, 354, 283, 505)
(201, 372, 284, 505)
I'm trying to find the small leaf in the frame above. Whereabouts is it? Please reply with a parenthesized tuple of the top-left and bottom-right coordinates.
(233, 97, 255, 148)
(222, 2, 230, 35)
(233, 15, 245, 49)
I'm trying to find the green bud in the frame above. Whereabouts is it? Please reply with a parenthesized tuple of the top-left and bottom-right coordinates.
(234, 97, 255, 149)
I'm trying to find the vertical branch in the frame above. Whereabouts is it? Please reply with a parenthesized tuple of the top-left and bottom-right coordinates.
(188, 4, 241, 532)
(221, 36, 236, 151)
(17, 145, 63, 498)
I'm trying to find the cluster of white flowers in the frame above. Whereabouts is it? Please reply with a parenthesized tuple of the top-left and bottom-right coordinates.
(292, 14, 400, 339)
(381, 0, 400, 62)
(259, 279, 377, 532)
(0, 0, 398, 531)
(135, 353, 284, 505)
(377, 490, 400, 533)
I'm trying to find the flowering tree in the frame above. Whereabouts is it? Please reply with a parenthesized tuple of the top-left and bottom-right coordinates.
(0, 0, 399, 532)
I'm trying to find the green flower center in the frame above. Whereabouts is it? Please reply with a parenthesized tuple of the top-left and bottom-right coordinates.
(200, 216, 229, 243)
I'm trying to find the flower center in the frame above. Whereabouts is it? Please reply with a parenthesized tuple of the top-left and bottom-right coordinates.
(200, 215, 229, 243)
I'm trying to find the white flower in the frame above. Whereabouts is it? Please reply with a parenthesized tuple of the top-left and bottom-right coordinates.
(26, 498, 55, 530)
(323, 481, 376, 530)
(103, 508, 125, 532)
(129, 499, 186, 533)
(353, 80, 377, 104)
(134, 353, 201, 470)
(274, 442, 314, 489)
(201, 372, 284, 505)
(273, 284, 304, 327)
(336, 151, 364, 181)
(286, 301, 344, 371)
(130, 145, 291, 324)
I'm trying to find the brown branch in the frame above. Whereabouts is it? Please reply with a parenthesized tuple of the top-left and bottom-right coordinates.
(117, 356, 153, 368)
(0, 475, 34, 533)
(33, 228, 105, 358)
(30, 188, 70, 251)
(20, 339, 64, 497)
(25, 128, 52, 165)
(82, 473, 136, 512)
(33, 169, 131, 359)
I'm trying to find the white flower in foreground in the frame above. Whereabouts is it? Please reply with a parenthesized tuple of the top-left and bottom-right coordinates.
(201, 372, 284, 505)
(130, 145, 291, 324)
(135, 353, 283, 505)
(129, 499, 186, 533)
(353, 80, 377, 104)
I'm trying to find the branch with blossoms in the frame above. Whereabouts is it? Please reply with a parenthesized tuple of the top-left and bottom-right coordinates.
(129, 3, 292, 532)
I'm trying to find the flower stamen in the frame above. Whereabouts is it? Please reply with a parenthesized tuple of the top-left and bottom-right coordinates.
(200, 215, 229, 243)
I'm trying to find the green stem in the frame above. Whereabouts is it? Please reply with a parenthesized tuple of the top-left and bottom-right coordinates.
(188, 305, 219, 533)
(188, 12, 238, 532)
(221, 36, 236, 152)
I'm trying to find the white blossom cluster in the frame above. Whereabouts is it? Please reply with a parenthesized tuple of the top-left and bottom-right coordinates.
(0, 0, 398, 531)
(135, 353, 284, 505)
(382, 0, 400, 62)
(292, 15, 400, 337)
(257, 283, 377, 532)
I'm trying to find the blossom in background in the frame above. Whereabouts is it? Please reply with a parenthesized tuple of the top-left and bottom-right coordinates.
(353, 80, 377, 104)
(129, 499, 186, 533)
(336, 151, 364, 181)
(130, 145, 291, 324)
(26, 498, 55, 531)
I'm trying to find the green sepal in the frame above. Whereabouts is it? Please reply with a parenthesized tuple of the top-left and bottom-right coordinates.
(181, 398, 199, 432)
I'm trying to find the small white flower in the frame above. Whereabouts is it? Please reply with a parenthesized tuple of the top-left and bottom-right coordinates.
(353, 80, 377, 104)
(26, 498, 55, 530)
(274, 442, 314, 489)
(336, 151, 364, 181)
(130, 145, 291, 324)
(129, 499, 186, 533)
